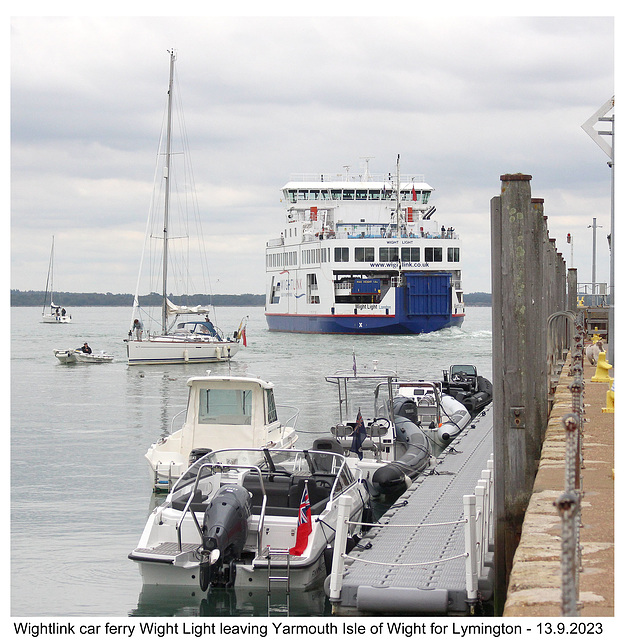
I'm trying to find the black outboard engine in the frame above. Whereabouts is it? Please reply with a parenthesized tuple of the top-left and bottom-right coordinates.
(199, 484, 251, 590)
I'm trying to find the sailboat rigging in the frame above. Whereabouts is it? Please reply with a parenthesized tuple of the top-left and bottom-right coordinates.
(125, 49, 246, 365)
(41, 236, 71, 324)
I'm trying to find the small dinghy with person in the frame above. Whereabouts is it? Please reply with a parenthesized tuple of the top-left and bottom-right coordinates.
(53, 346, 114, 363)
(145, 375, 299, 492)
(129, 447, 372, 591)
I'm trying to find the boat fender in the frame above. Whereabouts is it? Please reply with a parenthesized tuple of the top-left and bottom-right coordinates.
(371, 416, 431, 494)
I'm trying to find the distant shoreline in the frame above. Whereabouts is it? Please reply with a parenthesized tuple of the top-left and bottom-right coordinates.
(11, 290, 492, 307)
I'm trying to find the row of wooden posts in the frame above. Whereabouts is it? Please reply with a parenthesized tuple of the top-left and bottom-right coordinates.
(490, 174, 580, 614)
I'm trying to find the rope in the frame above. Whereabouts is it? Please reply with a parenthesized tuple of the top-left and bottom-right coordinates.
(342, 552, 468, 567)
(346, 518, 466, 528)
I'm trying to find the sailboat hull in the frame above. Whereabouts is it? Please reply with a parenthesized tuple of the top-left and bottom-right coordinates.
(126, 339, 240, 365)
(42, 314, 71, 324)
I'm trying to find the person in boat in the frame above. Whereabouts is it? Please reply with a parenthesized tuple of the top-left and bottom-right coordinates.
(132, 318, 143, 341)
(81, 343, 92, 354)
(61, 308, 66, 317)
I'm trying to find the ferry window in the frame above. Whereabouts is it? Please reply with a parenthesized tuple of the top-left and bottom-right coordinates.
(198, 389, 252, 425)
(356, 190, 367, 200)
(335, 247, 349, 262)
(355, 247, 374, 262)
(425, 247, 442, 262)
(309, 190, 320, 200)
(266, 389, 278, 424)
(286, 190, 297, 203)
(297, 190, 308, 200)
(379, 247, 399, 262)
(422, 192, 430, 204)
(401, 247, 420, 262)
(331, 190, 342, 200)
(320, 190, 331, 200)
(448, 247, 460, 262)
(368, 190, 381, 200)
(342, 190, 355, 200)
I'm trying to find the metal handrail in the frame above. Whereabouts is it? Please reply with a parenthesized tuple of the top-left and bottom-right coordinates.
(175, 462, 267, 555)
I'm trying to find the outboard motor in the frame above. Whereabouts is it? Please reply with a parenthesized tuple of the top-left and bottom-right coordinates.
(199, 485, 251, 590)
(372, 416, 431, 495)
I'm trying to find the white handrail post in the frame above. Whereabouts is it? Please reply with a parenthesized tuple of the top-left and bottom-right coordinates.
(485, 458, 494, 546)
(463, 494, 478, 603)
(328, 494, 352, 602)
(475, 480, 487, 579)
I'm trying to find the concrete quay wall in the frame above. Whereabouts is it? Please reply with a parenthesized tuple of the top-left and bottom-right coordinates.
(503, 357, 614, 616)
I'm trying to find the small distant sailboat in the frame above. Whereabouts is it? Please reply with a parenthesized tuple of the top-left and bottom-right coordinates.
(41, 236, 71, 324)
(125, 50, 246, 365)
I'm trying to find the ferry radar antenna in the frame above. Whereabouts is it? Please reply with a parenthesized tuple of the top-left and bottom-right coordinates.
(360, 156, 374, 181)
(343, 165, 351, 181)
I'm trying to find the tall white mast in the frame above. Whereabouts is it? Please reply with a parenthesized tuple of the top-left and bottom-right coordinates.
(162, 49, 176, 333)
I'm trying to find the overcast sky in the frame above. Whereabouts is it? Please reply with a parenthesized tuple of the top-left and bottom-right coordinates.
(10, 12, 614, 297)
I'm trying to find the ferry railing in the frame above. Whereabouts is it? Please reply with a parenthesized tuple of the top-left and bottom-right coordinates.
(329, 455, 494, 613)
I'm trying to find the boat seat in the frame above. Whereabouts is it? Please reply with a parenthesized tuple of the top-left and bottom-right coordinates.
(171, 489, 210, 513)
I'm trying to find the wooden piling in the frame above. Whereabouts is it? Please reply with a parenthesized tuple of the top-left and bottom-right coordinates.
(491, 174, 551, 613)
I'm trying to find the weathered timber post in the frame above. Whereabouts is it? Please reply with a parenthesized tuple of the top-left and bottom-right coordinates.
(567, 268, 578, 313)
(491, 173, 547, 613)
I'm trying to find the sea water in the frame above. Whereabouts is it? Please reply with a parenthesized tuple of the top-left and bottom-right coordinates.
(10, 305, 491, 616)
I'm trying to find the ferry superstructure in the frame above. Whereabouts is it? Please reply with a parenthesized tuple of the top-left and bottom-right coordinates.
(265, 162, 465, 334)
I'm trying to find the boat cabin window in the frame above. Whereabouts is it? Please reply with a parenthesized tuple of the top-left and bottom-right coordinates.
(425, 247, 443, 262)
(266, 389, 278, 424)
(355, 247, 375, 262)
(401, 247, 420, 262)
(379, 247, 399, 262)
(335, 247, 349, 262)
(448, 247, 460, 262)
(198, 389, 253, 425)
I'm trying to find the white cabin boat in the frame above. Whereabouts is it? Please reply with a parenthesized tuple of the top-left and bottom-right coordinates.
(130, 447, 371, 591)
(146, 375, 298, 491)
(125, 50, 245, 365)
(265, 158, 464, 334)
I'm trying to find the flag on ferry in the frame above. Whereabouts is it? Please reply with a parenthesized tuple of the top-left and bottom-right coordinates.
(412, 185, 417, 201)
(350, 409, 367, 460)
(289, 482, 312, 556)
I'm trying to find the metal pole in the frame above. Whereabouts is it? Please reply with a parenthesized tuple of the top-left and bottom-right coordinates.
(328, 494, 352, 602)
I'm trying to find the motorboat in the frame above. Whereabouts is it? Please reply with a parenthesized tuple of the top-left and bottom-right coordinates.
(145, 375, 299, 492)
(441, 364, 493, 416)
(41, 236, 71, 324)
(125, 50, 245, 365)
(129, 447, 372, 591)
(53, 349, 113, 363)
(322, 364, 481, 496)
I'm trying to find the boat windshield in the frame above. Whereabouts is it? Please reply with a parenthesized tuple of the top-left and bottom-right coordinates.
(170, 447, 353, 501)
(198, 388, 253, 425)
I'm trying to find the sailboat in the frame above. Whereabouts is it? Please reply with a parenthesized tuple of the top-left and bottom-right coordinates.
(41, 236, 71, 324)
(125, 50, 246, 365)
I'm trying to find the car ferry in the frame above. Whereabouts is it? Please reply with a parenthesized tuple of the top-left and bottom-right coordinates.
(265, 159, 465, 334)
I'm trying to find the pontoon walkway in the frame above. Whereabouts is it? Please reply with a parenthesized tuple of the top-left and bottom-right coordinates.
(329, 407, 494, 615)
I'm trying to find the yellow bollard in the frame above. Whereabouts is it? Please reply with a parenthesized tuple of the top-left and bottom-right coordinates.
(602, 381, 614, 414)
(591, 351, 613, 382)
(591, 333, 602, 344)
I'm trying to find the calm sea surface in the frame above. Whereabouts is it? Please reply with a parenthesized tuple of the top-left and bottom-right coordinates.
(11, 305, 491, 617)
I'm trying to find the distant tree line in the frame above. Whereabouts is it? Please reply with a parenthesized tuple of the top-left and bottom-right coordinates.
(12, 289, 491, 307)
(464, 292, 492, 306)
(10, 290, 266, 307)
